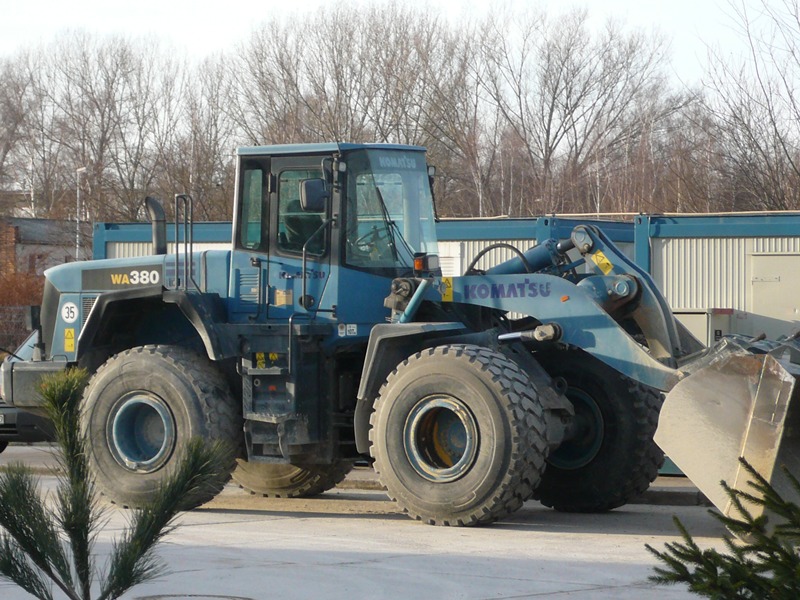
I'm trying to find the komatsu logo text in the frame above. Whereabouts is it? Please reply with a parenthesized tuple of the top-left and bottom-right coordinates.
(464, 280, 552, 300)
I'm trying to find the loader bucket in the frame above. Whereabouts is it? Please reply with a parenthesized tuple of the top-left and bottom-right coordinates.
(654, 338, 800, 520)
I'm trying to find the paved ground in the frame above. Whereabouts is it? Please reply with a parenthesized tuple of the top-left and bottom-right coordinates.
(0, 445, 725, 599)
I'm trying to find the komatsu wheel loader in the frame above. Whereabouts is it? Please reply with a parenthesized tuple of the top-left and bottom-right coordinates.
(2, 143, 797, 525)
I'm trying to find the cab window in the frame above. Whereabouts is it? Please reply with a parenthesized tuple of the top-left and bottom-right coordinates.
(277, 168, 325, 255)
(239, 162, 267, 251)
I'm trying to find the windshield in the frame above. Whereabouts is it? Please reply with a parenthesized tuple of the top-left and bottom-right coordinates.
(344, 149, 439, 271)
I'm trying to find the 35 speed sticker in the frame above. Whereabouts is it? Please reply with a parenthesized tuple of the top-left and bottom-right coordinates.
(61, 302, 79, 324)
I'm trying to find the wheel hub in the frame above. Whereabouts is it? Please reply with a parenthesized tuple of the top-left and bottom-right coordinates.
(550, 387, 604, 470)
(108, 391, 176, 473)
(403, 395, 479, 483)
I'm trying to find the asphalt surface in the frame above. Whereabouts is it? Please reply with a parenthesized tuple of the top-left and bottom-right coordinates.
(0, 445, 722, 599)
(0, 444, 709, 507)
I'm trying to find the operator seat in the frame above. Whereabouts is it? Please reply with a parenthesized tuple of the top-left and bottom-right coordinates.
(283, 199, 323, 254)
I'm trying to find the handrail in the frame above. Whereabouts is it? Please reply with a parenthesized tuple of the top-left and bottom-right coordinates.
(174, 194, 199, 291)
(300, 216, 335, 311)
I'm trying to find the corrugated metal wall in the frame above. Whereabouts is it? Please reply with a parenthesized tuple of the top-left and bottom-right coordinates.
(753, 237, 800, 254)
(457, 239, 538, 274)
(652, 238, 749, 310)
(106, 242, 228, 258)
(651, 236, 800, 312)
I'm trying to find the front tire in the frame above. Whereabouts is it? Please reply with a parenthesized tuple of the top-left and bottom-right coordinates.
(534, 349, 664, 512)
(370, 344, 550, 526)
(232, 460, 353, 497)
(81, 345, 242, 508)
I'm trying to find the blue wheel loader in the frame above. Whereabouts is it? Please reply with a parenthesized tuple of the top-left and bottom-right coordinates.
(2, 143, 798, 525)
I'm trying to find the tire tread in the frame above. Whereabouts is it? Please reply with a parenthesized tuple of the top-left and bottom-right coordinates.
(370, 344, 549, 526)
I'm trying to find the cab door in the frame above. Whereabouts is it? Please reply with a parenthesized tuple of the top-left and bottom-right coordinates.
(266, 156, 332, 321)
(229, 156, 270, 322)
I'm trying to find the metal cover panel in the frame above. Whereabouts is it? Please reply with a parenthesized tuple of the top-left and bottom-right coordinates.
(750, 254, 800, 337)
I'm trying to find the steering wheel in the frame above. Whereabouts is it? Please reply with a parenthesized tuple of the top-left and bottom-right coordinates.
(354, 226, 391, 253)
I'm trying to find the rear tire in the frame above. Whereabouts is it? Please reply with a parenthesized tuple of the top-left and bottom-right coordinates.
(534, 349, 664, 512)
(370, 344, 549, 526)
(232, 460, 353, 497)
(81, 345, 242, 509)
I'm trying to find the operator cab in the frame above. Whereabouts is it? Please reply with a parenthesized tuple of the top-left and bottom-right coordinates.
(230, 143, 441, 331)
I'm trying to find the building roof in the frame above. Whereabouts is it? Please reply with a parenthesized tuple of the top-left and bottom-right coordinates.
(2, 218, 84, 246)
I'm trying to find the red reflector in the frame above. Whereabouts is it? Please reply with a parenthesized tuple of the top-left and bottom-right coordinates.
(561, 295, 570, 303)
(414, 256, 426, 271)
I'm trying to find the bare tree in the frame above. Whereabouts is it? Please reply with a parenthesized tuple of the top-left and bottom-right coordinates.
(480, 7, 672, 215)
(0, 4, 708, 224)
(106, 40, 180, 221)
(170, 54, 236, 220)
(704, 0, 800, 210)
(412, 19, 503, 217)
(229, 22, 308, 144)
(14, 49, 73, 218)
(0, 58, 29, 204)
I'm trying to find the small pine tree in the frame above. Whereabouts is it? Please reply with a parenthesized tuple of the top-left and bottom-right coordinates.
(646, 458, 800, 599)
(0, 367, 231, 600)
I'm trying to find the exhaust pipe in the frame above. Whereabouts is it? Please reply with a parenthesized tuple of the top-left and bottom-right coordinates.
(144, 196, 167, 255)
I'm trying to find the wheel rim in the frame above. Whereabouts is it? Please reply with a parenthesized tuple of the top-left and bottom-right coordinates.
(403, 395, 479, 483)
(108, 391, 176, 473)
(549, 387, 604, 470)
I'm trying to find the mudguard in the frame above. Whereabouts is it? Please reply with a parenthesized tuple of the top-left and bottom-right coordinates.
(354, 322, 467, 454)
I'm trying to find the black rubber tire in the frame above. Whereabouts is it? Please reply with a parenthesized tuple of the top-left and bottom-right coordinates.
(0, 441, 7, 454)
(534, 349, 664, 513)
(81, 345, 242, 509)
(232, 460, 353, 497)
(369, 344, 549, 526)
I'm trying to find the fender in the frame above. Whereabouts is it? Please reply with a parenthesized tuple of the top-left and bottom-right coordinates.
(78, 287, 236, 362)
(354, 322, 469, 454)
(78, 286, 163, 358)
(162, 290, 238, 360)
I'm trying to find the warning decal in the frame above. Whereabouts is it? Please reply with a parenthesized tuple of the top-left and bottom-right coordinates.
(589, 251, 614, 275)
(64, 328, 75, 352)
(441, 277, 453, 302)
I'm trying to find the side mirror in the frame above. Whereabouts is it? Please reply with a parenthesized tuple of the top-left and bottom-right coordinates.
(25, 305, 41, 332)
(300, 178, 329, 213)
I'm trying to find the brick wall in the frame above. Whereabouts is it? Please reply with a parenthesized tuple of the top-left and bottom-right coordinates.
(0, 221, 18, 275)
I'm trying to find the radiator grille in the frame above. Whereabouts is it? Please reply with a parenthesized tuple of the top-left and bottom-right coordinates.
(81, 296, 97, 327)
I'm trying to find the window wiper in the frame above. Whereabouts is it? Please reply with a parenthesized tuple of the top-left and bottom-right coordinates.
(373, 185, 409, 265)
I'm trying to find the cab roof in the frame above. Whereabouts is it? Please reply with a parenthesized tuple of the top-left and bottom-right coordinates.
(236, 142, 426, 156)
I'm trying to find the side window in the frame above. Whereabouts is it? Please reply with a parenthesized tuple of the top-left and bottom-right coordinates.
(277, 168, 325, 255)
(239, 166, 266, 251)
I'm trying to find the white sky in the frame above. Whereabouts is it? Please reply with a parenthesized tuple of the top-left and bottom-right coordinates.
(0, 0, 752, 85)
